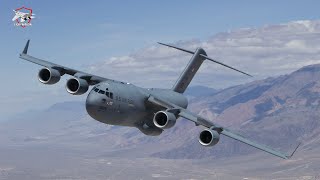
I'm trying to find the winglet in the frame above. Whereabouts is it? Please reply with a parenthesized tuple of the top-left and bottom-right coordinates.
(22, 40, 30, 54)
(286, 142, 301, 159)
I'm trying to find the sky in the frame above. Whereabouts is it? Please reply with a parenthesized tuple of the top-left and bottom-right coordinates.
(0, 0, 319, 119)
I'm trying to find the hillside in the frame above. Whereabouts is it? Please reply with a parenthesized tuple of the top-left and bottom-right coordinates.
(154, 64, 320, 159)
(1, 64, 320, 179)
(1, 64, 320, 160)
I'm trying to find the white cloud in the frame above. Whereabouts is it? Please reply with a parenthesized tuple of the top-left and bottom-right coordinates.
(3, 20, 320, 120)
(88, 20, 320, 89)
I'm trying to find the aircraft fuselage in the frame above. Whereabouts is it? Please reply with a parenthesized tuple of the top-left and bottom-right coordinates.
(85, 80, 188, 128)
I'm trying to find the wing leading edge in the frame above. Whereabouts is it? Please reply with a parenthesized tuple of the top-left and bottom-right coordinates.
(147, 95, 300, 159)
(12, 15, 20, 21)
(19, 40, 108, 85)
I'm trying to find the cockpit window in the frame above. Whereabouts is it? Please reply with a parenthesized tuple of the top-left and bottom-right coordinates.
(104, 89, 114, 99)
(95, 87, 114, 99)
(98, 90, 105, 94)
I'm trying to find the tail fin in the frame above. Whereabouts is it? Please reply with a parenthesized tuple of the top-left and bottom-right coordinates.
(158, 42, 252, 93)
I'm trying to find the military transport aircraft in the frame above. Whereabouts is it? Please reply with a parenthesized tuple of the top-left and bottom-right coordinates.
(19, 40, 300, 159)
(12, 10, 35, 22)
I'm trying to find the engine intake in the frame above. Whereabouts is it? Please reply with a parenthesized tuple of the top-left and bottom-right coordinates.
(38, 68, 61, 84)
(199, 129, 220, 146)
(66, 78, 89, 95)
(153, 111, 176, 129)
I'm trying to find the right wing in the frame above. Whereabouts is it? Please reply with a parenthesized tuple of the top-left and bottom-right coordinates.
(19, 40, 109, 85)
(147, 95, 300, 159)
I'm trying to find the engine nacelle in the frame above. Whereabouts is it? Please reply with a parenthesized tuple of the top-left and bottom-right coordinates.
(66, 78, 89, 95)
(199, 129, 220, 146)
(153, 111, 176, 129)
(38, 68, 61, 85)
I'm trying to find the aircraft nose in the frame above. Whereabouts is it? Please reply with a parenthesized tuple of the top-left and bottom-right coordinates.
(86, 93, 99, 116)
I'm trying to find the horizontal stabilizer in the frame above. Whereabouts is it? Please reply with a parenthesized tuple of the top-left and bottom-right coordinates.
(158, 42, 194, 54)
(200, 54, 252, 77)
(158, 42, 252, 77)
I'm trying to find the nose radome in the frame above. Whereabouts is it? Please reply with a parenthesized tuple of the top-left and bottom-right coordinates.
(85, 93, 98, 116)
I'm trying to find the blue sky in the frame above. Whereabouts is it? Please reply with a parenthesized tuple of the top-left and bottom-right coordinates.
(0, 0, 319, 119)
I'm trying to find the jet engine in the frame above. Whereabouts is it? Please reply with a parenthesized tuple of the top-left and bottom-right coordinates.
(38, 68, 61, 85)
(153, 111, 176, 129)
(199, 129, 220, 146)
(66, 78, 89, 95)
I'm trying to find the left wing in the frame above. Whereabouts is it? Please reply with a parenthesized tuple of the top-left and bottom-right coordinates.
(19, 40, 109, 85)
(12, 15, 20, 21)
(147, 95, 300, 159)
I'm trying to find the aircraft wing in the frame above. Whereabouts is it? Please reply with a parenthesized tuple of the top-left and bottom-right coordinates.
(12, 15, 20, 21)
(147, 95, 300, 159)
(19, 40, 109, 85)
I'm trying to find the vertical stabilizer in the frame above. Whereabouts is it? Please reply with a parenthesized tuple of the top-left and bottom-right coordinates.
(173, 48, 206, 93)
(158, 42, 252, 94)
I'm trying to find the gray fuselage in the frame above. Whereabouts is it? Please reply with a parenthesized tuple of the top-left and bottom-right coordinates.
(85, 80, 188, 128)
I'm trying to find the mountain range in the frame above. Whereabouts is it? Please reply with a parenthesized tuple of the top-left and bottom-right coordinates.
(155, 64, 320, 159)
(1, 64, 320, 179)
(2, 63, 320, 160)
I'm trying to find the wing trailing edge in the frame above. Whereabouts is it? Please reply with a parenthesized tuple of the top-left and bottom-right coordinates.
(147, 95, 300, 159)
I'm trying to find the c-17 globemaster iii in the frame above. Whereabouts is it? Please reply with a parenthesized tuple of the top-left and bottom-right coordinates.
(19, 40, 300, 159)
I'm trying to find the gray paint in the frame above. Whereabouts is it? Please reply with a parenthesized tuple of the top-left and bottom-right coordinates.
(18, 40, 300, 159)
(172, 48, 207, 93)
(85, 81, 187, 128)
